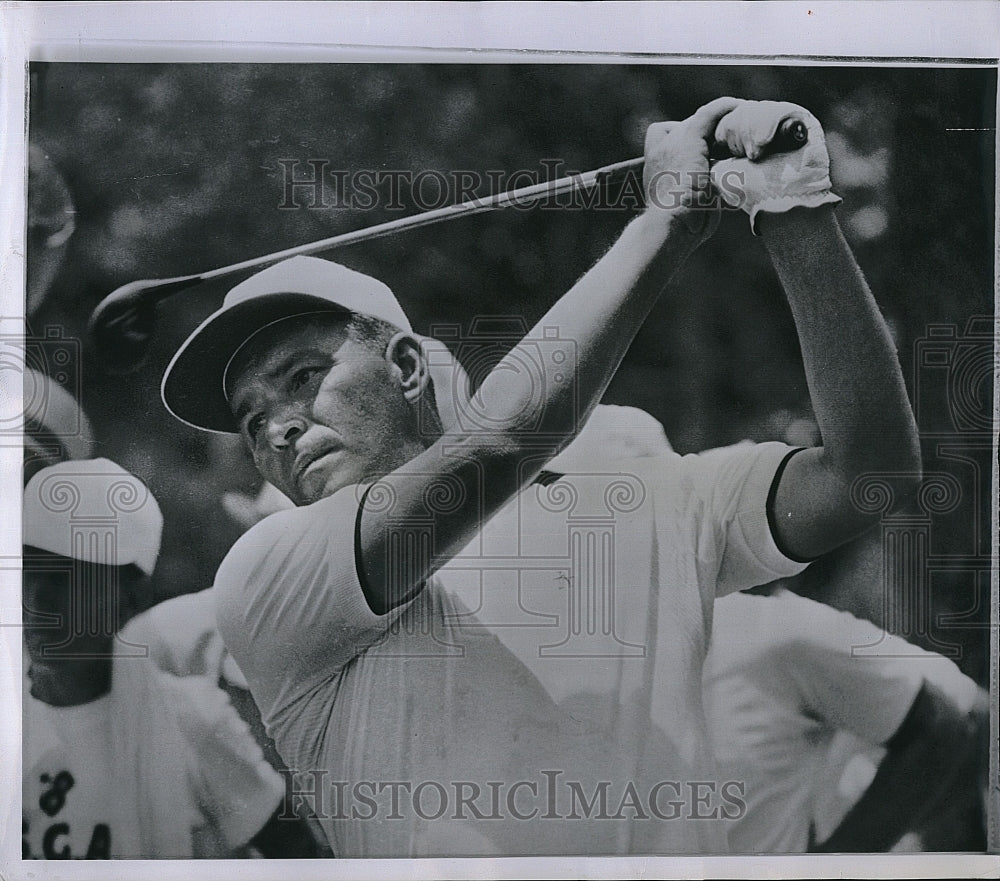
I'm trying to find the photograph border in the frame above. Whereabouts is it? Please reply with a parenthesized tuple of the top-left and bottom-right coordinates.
(1, 3, 997, 879)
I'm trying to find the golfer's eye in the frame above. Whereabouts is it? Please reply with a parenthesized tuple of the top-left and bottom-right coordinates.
(291, 366, 322, 391)
(245, 414, 265, 441)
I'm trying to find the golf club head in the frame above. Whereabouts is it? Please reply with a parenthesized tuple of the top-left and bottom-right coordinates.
(88, 276, 193, 374)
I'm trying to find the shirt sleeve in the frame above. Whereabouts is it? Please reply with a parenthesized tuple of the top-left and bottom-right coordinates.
(123, 590, 226, 678)
(213, 484, 410, 718)
(776, 597, 980, 744)
(169, 674, 284, 850)
(683, 440, 811, 596)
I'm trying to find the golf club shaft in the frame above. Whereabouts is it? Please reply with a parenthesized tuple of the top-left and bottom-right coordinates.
(90, 115, 808, 337)
(87, 155, 647, 343)
(192, 158, 645, 287)
(88, 117, 808, 375)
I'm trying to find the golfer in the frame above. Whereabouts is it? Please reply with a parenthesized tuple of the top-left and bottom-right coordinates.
(160, 98, 921, 856)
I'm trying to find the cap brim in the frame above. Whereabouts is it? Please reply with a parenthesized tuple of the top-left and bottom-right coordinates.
(161, 293, 349, 434)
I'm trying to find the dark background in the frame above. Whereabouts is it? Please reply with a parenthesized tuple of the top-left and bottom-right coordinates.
(26, 63, 996, 686)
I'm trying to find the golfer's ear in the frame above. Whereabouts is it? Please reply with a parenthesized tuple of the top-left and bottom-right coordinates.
(385, 332, 430, 403)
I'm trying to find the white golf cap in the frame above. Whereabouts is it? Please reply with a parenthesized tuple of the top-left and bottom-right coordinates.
(162, 256, 412, 433)
(23, 458, 163, 576)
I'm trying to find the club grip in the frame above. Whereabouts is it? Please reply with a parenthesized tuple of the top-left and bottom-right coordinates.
(770, 117, 809, 154)
(710, 116, 809, 161)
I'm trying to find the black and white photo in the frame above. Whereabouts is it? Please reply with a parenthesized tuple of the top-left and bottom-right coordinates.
(1, 3, 997, 878)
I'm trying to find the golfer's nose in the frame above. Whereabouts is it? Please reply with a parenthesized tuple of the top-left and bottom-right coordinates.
(267, 407, 306, 449)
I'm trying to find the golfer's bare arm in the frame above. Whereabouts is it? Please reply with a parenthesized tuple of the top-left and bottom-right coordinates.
(358, 98, 743, 613)
(760, 207, 922, 560)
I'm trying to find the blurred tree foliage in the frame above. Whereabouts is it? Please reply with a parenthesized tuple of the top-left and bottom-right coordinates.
(27, 63, 995, 679)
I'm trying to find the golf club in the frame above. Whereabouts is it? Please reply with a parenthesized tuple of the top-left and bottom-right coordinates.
(89, 119, 807, 373)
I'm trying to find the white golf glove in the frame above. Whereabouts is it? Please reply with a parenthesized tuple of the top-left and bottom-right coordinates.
(710, 100, 842, 233)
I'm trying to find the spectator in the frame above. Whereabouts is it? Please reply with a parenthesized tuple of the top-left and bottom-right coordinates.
(22, 459, 286, 858)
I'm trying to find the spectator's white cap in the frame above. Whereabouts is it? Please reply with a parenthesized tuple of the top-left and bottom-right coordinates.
(162, 256, 413, 434)
(23, 459, 163, 576)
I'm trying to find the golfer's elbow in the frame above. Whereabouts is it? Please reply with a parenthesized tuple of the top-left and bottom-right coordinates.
(896, 434, 924, 504)
(469, 379, 579, 453)
(874, 421, 923, 508)
(835, 415, 923, 516)
(451, 411, 575, 490)
(879, 391, 923, 495)
(462, 425, 567, 472)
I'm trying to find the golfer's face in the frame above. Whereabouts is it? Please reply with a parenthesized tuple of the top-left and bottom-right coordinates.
(228, 316, 412, 505)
